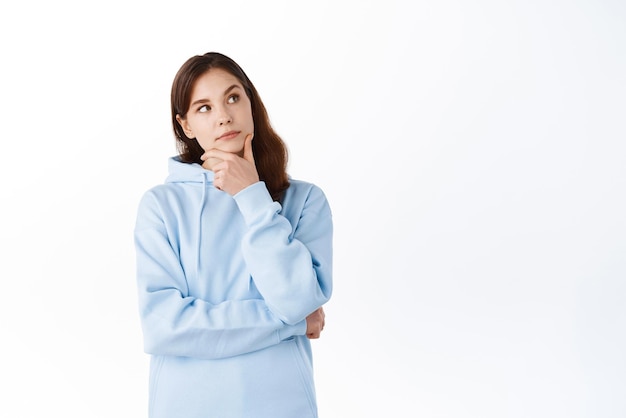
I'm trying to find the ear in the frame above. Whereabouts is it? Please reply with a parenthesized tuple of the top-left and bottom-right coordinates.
(176, 114, 195, 138)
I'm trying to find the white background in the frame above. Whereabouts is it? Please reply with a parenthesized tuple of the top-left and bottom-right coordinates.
(1, 1, 625, 417)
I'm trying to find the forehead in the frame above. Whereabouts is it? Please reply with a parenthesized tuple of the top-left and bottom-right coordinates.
(191, 68, 243, 99)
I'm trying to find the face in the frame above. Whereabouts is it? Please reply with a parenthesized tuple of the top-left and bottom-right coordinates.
(177, 68, 254, 158)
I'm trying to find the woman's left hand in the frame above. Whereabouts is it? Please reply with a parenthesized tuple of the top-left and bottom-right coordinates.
(305, 307, 326, 339)
(203, 134, 259, 195)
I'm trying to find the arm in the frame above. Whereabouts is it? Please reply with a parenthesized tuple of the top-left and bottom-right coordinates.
(203, 138, 333, 326)
(134, 191, 305, 360)
(234, 182, 333, 325)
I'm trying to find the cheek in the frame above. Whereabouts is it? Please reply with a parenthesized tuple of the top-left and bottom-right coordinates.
(191, 116, 215, 135)
(240, 108, 254, 130)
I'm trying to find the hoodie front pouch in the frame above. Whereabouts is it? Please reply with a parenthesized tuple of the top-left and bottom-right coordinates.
(287, 337, 318, 414)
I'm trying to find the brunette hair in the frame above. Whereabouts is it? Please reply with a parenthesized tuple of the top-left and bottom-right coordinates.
(171, 52, 289, 201)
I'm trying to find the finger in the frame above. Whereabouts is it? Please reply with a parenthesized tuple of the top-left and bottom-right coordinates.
(242, 133, 255, 164)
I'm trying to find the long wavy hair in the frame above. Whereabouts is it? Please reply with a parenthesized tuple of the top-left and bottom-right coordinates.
(171, 52, 289, 202)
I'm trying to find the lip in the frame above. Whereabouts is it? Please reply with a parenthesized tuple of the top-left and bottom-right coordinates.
(217, 130, 240, 140)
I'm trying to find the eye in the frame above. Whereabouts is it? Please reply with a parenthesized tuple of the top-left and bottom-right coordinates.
(198, 104, 211, 113)
(227, 94, 239, 104)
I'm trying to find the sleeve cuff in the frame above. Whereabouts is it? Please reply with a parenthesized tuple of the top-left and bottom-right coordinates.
(278, 319, 307, 341)
(233, 181, 277, 223)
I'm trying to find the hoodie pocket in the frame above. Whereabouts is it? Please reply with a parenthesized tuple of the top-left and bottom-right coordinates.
(148, 355, 165, 416)
(289, 338, 318, 415)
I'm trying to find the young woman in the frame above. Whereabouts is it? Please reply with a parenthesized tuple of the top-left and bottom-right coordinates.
(134, 52, 333, 418)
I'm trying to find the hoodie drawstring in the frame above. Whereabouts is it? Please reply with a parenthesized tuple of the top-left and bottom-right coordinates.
(196, 172, 208, 282)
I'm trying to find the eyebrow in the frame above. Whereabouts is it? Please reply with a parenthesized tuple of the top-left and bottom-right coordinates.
(190, 84, 241, 107)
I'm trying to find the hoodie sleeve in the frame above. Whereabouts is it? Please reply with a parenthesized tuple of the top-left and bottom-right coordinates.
(134, 191, 305, 360)
(234, 181, 333, 325)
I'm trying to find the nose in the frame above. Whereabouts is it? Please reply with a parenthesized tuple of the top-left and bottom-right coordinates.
(217, 107, 232, 126)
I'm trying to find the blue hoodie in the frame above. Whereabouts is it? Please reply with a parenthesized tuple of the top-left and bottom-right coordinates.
(134, 156, 333, 418)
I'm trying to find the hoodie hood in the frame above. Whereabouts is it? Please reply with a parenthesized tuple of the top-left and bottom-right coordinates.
(165, 156, 215, 184)
(164, 156, 215, 281)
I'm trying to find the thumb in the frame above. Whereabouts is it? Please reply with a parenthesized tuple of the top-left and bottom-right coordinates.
(243, 133, 255, 164)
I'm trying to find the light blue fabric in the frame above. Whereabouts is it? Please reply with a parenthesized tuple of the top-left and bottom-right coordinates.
(134, 156, 333, 418)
